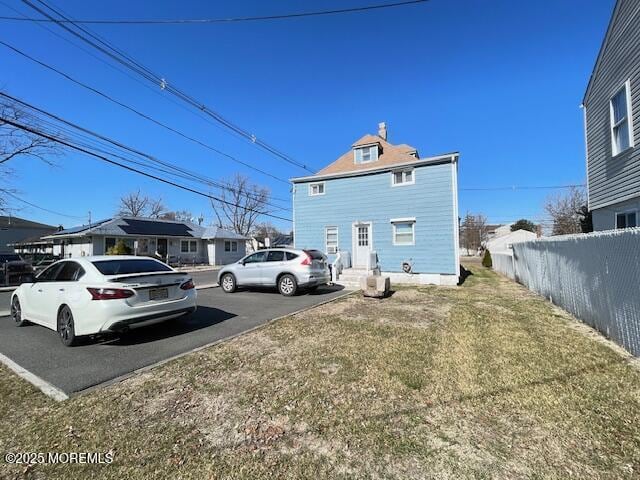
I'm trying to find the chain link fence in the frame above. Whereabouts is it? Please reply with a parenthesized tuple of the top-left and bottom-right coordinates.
(492, 229, 640, 356)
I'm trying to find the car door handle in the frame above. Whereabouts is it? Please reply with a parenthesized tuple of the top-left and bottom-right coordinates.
(37, 289, 43, 293)
(59, 288, 65, 292)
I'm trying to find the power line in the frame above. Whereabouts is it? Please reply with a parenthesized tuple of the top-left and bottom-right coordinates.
(0, 92, 292, 214)
(0, 114, 293, 223)
(460, 184, 585, 191)
(0, 188, 85, 219)
(20, 0, 315, 174)
(0, 0, 253, 149)
(2, 0, 431, 24)
(0, 39, 294, 190)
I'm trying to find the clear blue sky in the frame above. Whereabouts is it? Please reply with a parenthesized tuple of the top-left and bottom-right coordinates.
(1, 0, 615, 231)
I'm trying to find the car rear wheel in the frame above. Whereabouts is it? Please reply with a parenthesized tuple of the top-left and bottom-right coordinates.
(220, 273, 237, 293)
(57, 306, 78, 347)
(11, 296, 29, 326)
(278, 274, 298, 297)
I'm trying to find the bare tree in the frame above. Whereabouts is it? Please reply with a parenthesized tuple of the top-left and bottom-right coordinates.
(545, 187, 588, 235)
(118, 190, 149, 217)
(460, 212, 488, 253)
(1, 100, 59, 209)
(210, 174, 270, 236)
(174, 210, 194, 222)
(148, 198, 167, 218)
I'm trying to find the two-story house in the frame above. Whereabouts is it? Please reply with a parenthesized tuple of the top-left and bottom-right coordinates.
(584, 0, 640, 230)
(292, 123, 459, 286)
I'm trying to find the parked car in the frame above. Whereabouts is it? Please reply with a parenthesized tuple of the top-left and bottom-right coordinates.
(0, 253, 34, 287)
(218, 248, 330, 296)
(9, 256, 197, 346)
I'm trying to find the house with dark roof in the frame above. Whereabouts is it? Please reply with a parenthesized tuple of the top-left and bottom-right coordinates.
(0, 215, 58, 253)
(42, 216, 247, 266)
(291, 122, 459, 285)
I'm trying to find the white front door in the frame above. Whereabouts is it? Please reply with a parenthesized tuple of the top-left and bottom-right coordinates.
(353, 222, 372, 268)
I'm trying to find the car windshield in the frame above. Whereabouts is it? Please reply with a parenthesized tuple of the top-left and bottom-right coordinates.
(0, 254, 22, 262)
(92, 259, 172, 275)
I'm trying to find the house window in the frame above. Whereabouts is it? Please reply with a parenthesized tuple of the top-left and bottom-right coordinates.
(325, 226, 338, 254)
(138, 238, 149, 254)
(610, 81, 634, 156)
(354, 145, 379, 164)
(181, 240, 198, 253)
(391, 219, 415, 245)
(309, 182, 325, 196)
(225, 240, 238, 252)
(616, 211, 637, 229)
(392, 169, 414, 186)
(105, 237, 116, 252)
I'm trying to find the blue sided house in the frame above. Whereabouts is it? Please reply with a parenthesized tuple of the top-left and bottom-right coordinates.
(292, 122, 460, 286)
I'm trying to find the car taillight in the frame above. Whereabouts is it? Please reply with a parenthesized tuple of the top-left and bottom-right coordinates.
(87, 287, 135, 300)
(300, 253, 312, 266)
(180, 279, 195, 290)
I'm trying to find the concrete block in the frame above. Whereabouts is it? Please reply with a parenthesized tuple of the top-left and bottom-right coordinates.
(361, 275, 391, 298)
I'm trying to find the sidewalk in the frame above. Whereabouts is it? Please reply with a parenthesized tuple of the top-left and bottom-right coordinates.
(173, 265, 220, 273)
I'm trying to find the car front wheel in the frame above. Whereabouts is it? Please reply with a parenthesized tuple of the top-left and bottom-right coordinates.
(220, 273, 237, 293)
(11, 296, 29, 327)
(57, 306, 78, 347)
(278, 274, 298, 297)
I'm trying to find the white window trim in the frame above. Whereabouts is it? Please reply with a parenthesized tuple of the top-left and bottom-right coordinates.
(354, 144, 379, 164)
(615, 209, 638, 229)
(224, 240, 238, 252)
(391, 218, 416, 246)
(181, 239, 198, 253)
(391, 169, 415, 187)
(325, 226, 338, 254)
(308, 182, 325, 196)
(610, 79, 635, 157)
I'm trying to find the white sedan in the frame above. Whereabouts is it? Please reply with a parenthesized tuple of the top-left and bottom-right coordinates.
(9, 256, 197, 346)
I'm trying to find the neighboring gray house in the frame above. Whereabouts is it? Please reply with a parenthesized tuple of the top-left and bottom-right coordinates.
(0, 215, 57, 253)
(583, 0, 640, 230)
(42, 216, 247, 266)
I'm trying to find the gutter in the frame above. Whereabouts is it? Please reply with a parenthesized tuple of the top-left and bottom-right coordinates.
(290, 152, 459, 183)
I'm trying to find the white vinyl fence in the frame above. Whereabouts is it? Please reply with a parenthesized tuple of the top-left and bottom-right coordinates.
(491, 229, 640, 356)
(492, 252, 516, 280)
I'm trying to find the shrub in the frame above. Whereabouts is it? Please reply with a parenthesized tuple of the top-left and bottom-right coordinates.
(482, 249, 492, 268)
(106, 239, 132, 255)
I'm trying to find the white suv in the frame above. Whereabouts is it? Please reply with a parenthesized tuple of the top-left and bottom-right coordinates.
(217, 249, 330, 296)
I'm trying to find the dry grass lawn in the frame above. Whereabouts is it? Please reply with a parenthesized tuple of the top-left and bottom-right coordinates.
(2, 265, 640, 479)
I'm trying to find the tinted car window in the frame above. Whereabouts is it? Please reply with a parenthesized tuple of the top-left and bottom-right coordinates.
(0, 254, 22, 262)
(55, 262, 85, 281)
(37, 263, 63, 282)
(243, 252, 267, 264)
(92, 259, 172, 275)
(266, 251, 285, 262)
(285, 252, 299, 261)
(304, 250, 325, 260)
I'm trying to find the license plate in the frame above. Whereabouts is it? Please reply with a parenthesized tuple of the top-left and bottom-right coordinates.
(149, 287, 169, 300)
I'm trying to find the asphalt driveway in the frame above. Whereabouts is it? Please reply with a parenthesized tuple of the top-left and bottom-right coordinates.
(0, 284, 348, 397)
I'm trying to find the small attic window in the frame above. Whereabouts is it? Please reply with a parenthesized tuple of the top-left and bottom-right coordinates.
(354, 145, 379, 164)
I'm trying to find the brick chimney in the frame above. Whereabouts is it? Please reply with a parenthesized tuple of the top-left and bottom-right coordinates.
(378, 122, 387, 141)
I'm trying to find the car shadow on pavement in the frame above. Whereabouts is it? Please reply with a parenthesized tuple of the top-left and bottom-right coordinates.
(234, 284, 346, 296)
(307, 284, 346, 295)
(101, 306, 236, 346)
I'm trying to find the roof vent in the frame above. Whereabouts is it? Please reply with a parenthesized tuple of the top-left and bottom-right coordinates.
(378, 122, 387, 141)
